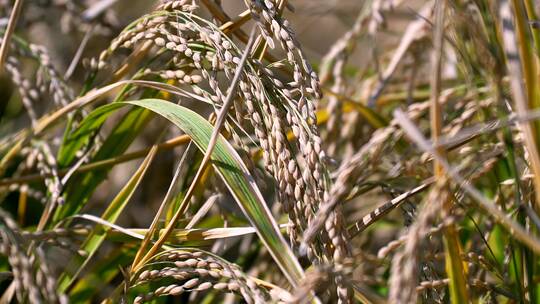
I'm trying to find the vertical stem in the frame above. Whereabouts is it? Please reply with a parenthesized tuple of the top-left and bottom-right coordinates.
(523, 0, 540, 61)
(512, 0, 540, 117)
(0, 0, 23, 71)
(505, 0, 540, 211)
(430, 1, 470, 303)
(512, 2, 539, 302)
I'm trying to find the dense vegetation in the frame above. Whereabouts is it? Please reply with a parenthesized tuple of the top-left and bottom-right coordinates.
(1, 0, 540, 303)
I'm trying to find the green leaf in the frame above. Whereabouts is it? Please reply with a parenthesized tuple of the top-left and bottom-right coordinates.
(54, 80, 175, 224)
(57, 103, 125, 167)
(58, 145, 157, 292)
(53, 107, 154, 224)
(74, 98, 305, 286)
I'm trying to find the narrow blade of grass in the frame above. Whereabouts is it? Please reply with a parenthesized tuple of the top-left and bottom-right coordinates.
(67, 98, 305, 286)
(125, 98, 304, 286)
(58, 145, 157, 292)
(52, 106, 153, 224)
(430, 1, 469, 302)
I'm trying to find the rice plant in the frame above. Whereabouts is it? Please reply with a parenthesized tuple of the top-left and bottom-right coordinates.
(1, 0, 540, 303)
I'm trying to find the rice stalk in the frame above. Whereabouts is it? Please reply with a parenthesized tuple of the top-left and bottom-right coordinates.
(429, 1, 469, 303)
(2, 1, 540, 303)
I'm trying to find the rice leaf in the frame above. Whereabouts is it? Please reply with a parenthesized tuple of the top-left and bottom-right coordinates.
(72, 98, 305, 286)
(58, 145, 157, 292)
(52, 107, 153, 224)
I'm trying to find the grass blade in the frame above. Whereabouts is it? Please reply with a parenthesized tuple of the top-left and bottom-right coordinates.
(126, 98, 304, 285)
(77, 98, 305, 286)
(58, 145, 157, 292)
